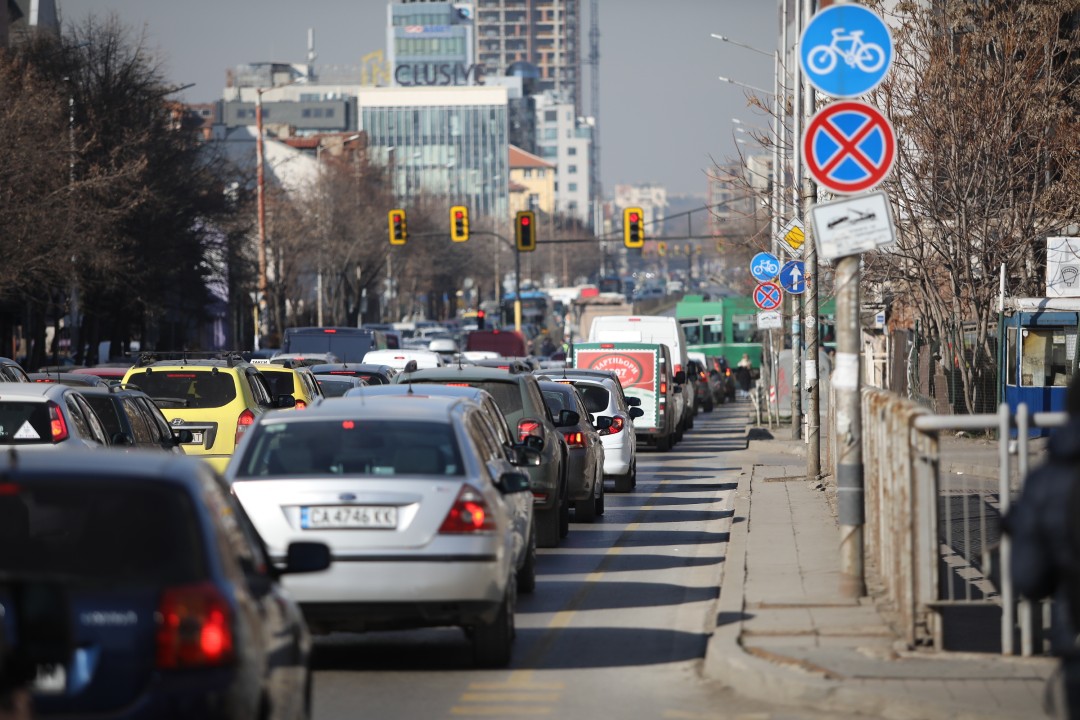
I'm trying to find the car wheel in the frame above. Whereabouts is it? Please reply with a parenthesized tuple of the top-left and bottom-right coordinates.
(656, 435, 671, 453)
(473, 586, 515, 668)
(516, 528, 537, 594)
(631, 460, 637, 488)
(704, 398, 714, 413)
(535, 506, 560, 548)
(614, 470, 633, 493)
(595, 475, 605, 515)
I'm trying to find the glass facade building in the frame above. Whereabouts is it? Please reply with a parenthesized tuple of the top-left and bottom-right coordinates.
(387, 1, 477, 87)
(360, 86, 509, 219)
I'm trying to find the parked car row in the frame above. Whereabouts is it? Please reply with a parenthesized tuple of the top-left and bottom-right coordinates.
(0, 327, 697, 716)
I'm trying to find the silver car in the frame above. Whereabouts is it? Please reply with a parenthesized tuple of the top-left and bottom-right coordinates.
(224, 395, 531, 667)
(0, 382, 110, 449)
(344, 383, 540, 593)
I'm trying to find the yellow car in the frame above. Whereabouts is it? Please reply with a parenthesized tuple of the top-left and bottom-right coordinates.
(251, 360, 323, 410)
(123, 353, 296, 472)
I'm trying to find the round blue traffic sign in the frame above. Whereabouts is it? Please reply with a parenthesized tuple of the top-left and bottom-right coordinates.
(750, 252, 781, 283)
(800, 5, 893, 98)
(779, 261, 806, 295)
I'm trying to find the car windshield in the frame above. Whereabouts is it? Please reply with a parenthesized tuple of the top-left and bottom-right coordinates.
(575, 384, 610, 414)
(126, 370, 238, 409)
(259, 370, 295, 398)
(236, 419, 464, 478)
(0, 401, 53, 444)
(315, 378, 353, 398)
(0, 480, 205, 586)
(81, 395, 124, 437)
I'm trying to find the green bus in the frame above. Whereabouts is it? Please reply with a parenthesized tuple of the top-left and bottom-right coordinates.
(675, 294, 837, 368)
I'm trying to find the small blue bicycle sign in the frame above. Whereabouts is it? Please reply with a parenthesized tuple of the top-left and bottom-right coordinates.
(801, 5, 893, 98)
(750, 252, 781, 283)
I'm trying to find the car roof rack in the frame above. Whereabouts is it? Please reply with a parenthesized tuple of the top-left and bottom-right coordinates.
(132, 351, 247, 368)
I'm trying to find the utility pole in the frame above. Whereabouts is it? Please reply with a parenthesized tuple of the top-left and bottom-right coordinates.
(836, 253, 864, 597)
(789, 0, 804, 439)
(803, 0, 821, 481)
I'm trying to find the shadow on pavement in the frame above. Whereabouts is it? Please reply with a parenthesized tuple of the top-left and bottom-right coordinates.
(656, 483, 737, 494)
(518, 580, 719, 614)
(716, 611, 755, 627)
(535, 553, 724, 575)
(633, 508, 734, 524)
(520, 626, 708, 669)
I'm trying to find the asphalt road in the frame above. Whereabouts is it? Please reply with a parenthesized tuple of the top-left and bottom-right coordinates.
(310, 405, 849, 720)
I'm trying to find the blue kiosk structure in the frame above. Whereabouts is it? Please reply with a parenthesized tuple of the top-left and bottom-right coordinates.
(1000, 297, 1080, 426)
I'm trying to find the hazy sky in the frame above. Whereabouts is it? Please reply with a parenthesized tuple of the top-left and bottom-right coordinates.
(59, 0, 777, 197)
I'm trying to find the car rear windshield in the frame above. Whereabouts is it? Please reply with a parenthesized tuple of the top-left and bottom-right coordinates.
(283, 332, 375, 361)
(126, 370, 238, 409)
(259, 370, 295, 398)
(575, 384, 610, 414)
(0, 480, 205, 585)
(0, 401, 53, 444)
(415, 380, 525, 424)
(81, 395, 124, 437)
(541, 389, 576, 415)
(315, 378, 353, 398)
(235, 419, 464, 478)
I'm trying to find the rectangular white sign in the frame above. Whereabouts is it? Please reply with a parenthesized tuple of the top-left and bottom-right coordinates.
(809, 191, 895, 261)
(757, 311, 783, 329)
(1046, 237, 1080, 298)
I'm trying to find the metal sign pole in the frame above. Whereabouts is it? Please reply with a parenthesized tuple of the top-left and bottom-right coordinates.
(803, 1, 821, 478)
(790, 0, 804, 440)
(835, 253, 865, 597)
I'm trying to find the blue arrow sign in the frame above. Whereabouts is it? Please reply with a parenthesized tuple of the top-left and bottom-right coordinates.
(750, 252, 781, 283)
(779, 261, 806, 295)
(800, 5, 893, 98)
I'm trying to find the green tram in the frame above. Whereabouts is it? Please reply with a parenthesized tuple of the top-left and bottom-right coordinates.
(675, 294, 837, 368)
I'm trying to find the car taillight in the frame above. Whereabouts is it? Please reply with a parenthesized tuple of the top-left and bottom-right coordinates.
(295, 399, 307, 410)
(156, 582, 234, 669)
(699, 372, 707, 381)
(517, 419, 542, 443)
(439, 485, 496, 533)
(599, 416, 625, 436)
(235, 409, 255, 445)
(563, 431, 585, 448)
(660, 381, 667, 395)
(726, 368, 732, 376)
(675, 364, 683, 376)
(48, 402, 68, 442)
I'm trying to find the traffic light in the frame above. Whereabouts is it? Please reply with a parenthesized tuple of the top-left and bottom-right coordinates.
(388, 209, 408, 245)
(450, 205, 469, 242)
(515, 211, 536, 252)
(624, 206, 644, 248)
(476, 309, 486, 330)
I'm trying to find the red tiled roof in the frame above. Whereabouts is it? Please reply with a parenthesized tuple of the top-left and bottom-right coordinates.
(509, 181, 529, 193)
(509, 145, 555, 169)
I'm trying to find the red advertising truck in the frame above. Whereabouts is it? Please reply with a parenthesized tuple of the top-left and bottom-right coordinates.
(571, 342, 679, 451)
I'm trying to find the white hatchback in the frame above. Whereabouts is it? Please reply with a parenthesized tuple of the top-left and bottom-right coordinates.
(362, 349, 444, 371)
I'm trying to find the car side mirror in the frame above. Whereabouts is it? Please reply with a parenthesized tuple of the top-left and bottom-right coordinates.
(172, 429, 194, 445)
(111, 433, 134, 447)
(626, 397, 641, 407)
(512, 445, 542, 467)
(556, 409, 580, 427)
(274, 394, 296, 409)
(630, 407, 645, 419)
(283, 541, 332, 574)
(595, 416, 614, 431)
(522, 435, 544, 452)
(496, 471, 531, 494)
(674, 371, 686, 384)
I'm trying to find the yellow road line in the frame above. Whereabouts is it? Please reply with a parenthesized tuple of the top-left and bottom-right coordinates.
(450, 706, 552, 716)
(458, 692, 559, 703)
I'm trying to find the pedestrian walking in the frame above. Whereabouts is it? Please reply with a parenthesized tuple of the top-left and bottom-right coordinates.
(1007, 373, 1080, 718)
(734, 354, 752, 401)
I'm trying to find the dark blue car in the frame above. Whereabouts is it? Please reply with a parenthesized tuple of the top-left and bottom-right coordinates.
(0, 450, 330, 719)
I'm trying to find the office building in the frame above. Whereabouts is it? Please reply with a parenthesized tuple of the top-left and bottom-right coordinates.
(533, 92, 591, 226)
(475, 0, 581, 112)
(2, 0, 57, 47)
(359, 85, 509, 218)
(387, 1, 479, 87)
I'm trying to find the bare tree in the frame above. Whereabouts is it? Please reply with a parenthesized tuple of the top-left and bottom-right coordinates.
(868, 0, 1080, 413)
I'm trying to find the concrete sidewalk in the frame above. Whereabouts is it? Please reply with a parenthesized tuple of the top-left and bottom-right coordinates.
(702, 415, 1057, 720)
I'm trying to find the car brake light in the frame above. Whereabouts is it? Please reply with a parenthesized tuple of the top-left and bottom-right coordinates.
(295, 399, 307, 410)
(599, 416, 625, 436)
(34, 378, 56, 383)
(156, 582, 234, 669)
(660, 382, 667, 395)
(446, 383, 470, 387)
(517, 419, 542, 443)
(235, 408, 255, 445)
(675, 364, 683, 375)
(48, 402, 68, 442)
(600, 343, 614, 349)
(563, 431, 585, 448)
(323, 328, 337, 333)
(628, 317, 641, 322)
(439, 485, 496, 533)
(700, 372, 707, 381)
(0, 482, 19, 496)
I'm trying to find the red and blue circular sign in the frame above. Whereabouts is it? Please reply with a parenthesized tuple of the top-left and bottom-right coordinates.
(753, 282, 783, 311)
(803, 101, 895, 194)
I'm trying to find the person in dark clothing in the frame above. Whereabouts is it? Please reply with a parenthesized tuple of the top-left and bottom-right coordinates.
(1008, 373, 1080, 718)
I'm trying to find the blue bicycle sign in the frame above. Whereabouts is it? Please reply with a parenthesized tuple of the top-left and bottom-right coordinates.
(801, 5, 893, 98)
(750, 252, 781, 283)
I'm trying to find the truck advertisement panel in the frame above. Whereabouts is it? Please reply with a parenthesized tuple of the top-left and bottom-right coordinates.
(572, 343, 660, 431)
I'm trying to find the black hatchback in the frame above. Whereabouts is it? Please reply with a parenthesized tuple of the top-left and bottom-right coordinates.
(0, 450, 330, 719)
(75, 385, 188, 452)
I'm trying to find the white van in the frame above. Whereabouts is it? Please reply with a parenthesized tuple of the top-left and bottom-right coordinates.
(361, 349, 444, 371)
(587, 315, 695, 434)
